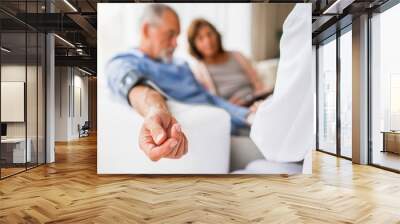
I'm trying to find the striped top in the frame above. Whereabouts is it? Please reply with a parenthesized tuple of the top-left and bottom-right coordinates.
(205, 53, 253, 100)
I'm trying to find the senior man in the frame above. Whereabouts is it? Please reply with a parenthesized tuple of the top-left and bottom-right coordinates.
(106, 4, 258, 162)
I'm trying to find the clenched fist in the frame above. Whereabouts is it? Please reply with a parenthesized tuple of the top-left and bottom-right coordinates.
(139, 109, 188, 162)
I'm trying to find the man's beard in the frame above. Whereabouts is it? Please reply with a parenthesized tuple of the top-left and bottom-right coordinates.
(158, 48, 174, 64)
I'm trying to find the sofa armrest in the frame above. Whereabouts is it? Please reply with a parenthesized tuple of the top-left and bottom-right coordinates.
(98, 97, 231, 174)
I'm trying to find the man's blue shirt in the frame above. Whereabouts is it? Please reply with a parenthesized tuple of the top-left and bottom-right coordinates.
(105, 48, 249, 131)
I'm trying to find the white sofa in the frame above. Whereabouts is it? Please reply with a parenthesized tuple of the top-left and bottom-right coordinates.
(253, 58, 279, 92)
(98, 57, 312, 174)
(98, 96, 232, 174)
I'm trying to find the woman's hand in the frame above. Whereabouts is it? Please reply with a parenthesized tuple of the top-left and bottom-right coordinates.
(228, 95, 246, 106)
(253, 84, 273, 96)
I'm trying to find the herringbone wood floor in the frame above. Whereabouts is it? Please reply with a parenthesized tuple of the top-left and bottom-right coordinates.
(1, 135, 400, 223)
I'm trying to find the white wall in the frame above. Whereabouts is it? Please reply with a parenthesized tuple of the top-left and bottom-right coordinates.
(71, 73, 89, 138)
(98, 3, 251, 71)
(55, 67, 89, 141)
(55, 66, 68, 141)
(1, 65, 26, 131)
(1, 82, 24, 122)
(1, 65, 40, 138)
(1, 63, 46, 164)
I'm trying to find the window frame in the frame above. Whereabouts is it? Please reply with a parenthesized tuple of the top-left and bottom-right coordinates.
(368, 0, 400, 173)
(315, 24, 352, 161)
(315, 0, 400, 173)
(0, 0, 48, 180)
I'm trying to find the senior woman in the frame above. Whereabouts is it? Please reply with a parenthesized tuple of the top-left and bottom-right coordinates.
(187, 18, 270, 106)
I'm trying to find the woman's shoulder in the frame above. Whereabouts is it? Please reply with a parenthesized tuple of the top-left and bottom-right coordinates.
(190, 57, 206, 70)
(230, 51, 254, 66)
(229, 50, 246, 61)
(189, 57, 208, 76)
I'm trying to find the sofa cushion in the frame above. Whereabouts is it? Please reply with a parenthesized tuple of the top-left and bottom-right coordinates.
(254, 58, 279, 91)
(98, 95, 232, 174)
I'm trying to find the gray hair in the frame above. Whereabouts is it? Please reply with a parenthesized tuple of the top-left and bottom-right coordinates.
(140, 4, 178, 26)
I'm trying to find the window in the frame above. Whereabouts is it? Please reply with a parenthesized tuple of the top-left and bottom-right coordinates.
(390, 74, 400, 130)
(317, 28, 353, 159)
(0, 1, 46, 179)
(1, 30, 28, 178)
(318, 37, 337, 154)
(371, 2, 400, 171)
(339, 29, 352, 158)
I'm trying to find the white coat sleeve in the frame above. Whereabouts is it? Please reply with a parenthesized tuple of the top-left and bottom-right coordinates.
(250, 4, 314, 163)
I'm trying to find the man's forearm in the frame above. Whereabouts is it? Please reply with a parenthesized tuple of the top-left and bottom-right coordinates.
(128, 85, 169, 117)
(131, 85, 187, 160)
